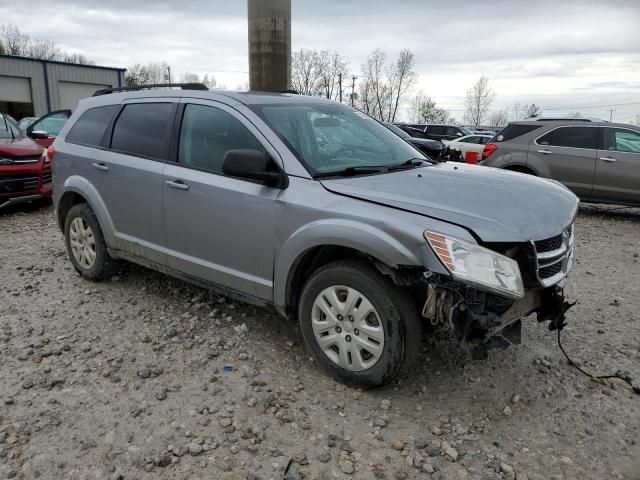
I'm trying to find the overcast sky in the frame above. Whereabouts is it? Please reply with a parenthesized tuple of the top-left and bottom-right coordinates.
(1, 0, 639, 122)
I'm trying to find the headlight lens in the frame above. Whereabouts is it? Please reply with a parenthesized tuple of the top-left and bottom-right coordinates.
(425, 231, 524, 299)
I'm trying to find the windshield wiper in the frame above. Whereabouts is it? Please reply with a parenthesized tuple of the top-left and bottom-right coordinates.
(386, 158, 430, 171)
(315, 165, 387, 178)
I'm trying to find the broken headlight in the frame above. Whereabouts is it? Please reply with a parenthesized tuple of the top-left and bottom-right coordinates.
(424, 232, 524, 299)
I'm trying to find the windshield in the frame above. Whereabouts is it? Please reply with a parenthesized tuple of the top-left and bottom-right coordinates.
(385, 123, 411, 139)
(460, 126, 474, 136)
(0, 114, 22, 139)
(252, 103, 426, 176)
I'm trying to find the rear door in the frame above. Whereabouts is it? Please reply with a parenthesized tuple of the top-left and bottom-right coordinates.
(92, 99, 176, 264)
(592, 127, 640, 204)
(162, 99, 280, 300)
(531, 126, 598, 197)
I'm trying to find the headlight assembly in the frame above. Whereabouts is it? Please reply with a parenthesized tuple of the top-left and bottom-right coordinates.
(425, 231, 524, 299)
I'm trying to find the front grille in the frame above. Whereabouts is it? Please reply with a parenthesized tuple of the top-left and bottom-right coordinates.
(529, 224, 575, 286)
(0, 175, 39, 195)
(0, 155, 41, 165)
(42, 172, 52, 185)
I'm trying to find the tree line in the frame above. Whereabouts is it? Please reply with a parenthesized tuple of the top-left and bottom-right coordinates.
(0, 24, 93, 65)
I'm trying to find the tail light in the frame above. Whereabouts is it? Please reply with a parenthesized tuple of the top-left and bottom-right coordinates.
(481, 143, 497, 161)
(47, 145, 56, 163)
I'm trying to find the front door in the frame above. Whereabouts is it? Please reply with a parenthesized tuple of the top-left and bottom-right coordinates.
(593, 127, 640, 205)
(163, 100, 281, 301)
(27, 110, 71, 147)
(531, 125, 598, 197)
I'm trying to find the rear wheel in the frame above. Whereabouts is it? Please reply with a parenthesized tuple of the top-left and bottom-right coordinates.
(64, 203, 118, 280)
(298, 259, 421, 387)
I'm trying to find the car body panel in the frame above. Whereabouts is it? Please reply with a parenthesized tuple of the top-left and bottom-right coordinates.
(320, 163, 578, 243)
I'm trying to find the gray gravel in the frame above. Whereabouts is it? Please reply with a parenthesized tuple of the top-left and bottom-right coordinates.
(1, 202, 639, 480)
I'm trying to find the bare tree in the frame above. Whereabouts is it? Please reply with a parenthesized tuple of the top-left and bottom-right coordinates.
(356, 78, 376, 116)
(291, 49, 322, 96)
(125, 62, 171, 86)
(0, 24, 30, 55)
(316, 50, 349, 100)
(409, 92, 449, 123)
(463, 76, 495, 126)
(487, 110, 509, 128)
(27, 39, 60, 61)
(180, 72, 201, 84)
(387, 49, 416, 122)
(631, 114, 640, 126)
(362, 49, 390, 121)
(59, 53, 94, 65)
(568, 111, 583, 119)
(524, 103, 542, 118)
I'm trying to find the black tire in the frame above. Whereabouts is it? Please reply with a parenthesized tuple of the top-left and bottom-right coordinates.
(64, 203, 118, 281)
(298, 259, 421, 387)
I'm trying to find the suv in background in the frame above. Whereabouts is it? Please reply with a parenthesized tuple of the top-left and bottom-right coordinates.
(52, 85, 578, 387)
(0, 113, 51, 209)
(481, 121, 640, 206)
(404, 124, 475, 142)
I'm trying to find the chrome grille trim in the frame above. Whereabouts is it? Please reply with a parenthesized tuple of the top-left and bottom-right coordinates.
(531, 224, 575, 287)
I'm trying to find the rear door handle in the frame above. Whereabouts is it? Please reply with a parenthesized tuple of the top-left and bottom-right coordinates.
(537, 149, 552, 155)
(92, 162, 109, 172)
(599, 156, 617, 162)
(165, 179, 190, 191)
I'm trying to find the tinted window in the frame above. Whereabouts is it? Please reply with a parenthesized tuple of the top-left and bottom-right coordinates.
(478, 136, 490, 144)
(494, 124, 541, 142)
(429, 126, 446, 135)
(603, 128, 640, 153)
(537, 127, 597, 149)
(32, 111, 69, 136)
(111, 103, 174, 159)
(66, 105, 118, 147)
(179, 104, 265, 174)
(446, 127, 460, 137)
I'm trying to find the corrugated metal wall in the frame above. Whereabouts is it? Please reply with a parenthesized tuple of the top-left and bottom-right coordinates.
(0, 55, 125, 116)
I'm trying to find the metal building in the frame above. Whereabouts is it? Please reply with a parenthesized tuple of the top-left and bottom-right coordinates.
(0, 55, 125, 120)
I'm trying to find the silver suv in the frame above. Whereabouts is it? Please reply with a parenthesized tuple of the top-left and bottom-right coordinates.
(481, 121, 640, 206)
(52, 85, 578, 386)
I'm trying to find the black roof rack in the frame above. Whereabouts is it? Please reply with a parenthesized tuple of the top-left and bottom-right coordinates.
(93, 83, 208, 96)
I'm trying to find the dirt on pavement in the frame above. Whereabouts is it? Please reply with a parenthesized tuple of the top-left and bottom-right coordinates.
(1, 202, 639, 480)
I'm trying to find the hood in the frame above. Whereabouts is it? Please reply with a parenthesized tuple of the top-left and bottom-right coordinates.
(320, 163, 579, 243)
(409, 138, 443, 149)
(0, 137, 43, 158)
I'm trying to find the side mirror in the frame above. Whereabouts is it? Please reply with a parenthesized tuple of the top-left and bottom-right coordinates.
(29, 130, 49, 140)
(222, 149, 288, 189)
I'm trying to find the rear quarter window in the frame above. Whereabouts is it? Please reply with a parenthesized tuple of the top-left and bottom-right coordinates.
(66, 105, 119, 147)
(493, 124, 542, 142)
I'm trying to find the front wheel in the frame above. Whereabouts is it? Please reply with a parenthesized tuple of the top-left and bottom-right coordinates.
(298, 259, 421, 387)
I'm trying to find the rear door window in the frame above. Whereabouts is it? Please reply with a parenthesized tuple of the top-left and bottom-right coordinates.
(603, 128, 640, 153)
(537, 127, 598, 149)
(446, 127, 460, 137)
(429, 126, 446, 135)
(66, 105, 119, 147)
(111, 103, 174, 159)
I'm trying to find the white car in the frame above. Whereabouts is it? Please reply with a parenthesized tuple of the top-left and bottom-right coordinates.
(443, 134, 493, 160)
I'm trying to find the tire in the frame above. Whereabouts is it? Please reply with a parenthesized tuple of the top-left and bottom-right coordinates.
(64, 203, 118, 281)
(298, 259, 421, 387)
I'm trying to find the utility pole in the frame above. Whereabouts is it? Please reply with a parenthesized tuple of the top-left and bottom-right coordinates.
(338, 73, 342, 103)
(609, 109, 615, 122)
(350, 75, 357, 107)
(248, 0, 291, 91)
(166, 66, 171, 84)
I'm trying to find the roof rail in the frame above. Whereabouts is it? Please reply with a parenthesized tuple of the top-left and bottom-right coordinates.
(93, 83, 208, 96)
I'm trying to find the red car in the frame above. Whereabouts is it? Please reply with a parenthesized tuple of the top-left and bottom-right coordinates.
(0, 113, 52, 209)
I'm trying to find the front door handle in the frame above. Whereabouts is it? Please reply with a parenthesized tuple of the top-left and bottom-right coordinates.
(537, 149, 552, 155)
(599, 156, 617, 162)
(92, 162, 109, 172)
(165, 179, 190, 191)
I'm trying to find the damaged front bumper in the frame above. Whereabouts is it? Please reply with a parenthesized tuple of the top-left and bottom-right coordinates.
(422, 280, 575, 351)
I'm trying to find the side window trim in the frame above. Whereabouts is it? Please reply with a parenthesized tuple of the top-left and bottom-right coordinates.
(107, 100, 179, 162)
(170, 98, 284, 175)
(533, 125, 599, 150)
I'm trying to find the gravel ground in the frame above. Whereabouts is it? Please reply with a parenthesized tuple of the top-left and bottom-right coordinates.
(1, 201, 639, 480)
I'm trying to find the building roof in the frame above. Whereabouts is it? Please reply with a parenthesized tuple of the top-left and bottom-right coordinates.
(0, 54, 126, 72)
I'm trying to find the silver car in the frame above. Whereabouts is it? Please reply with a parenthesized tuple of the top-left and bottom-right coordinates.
(52, 86, 578, 386)
(481, 120, 640, 206)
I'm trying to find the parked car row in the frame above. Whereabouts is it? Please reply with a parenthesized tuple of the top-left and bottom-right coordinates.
(481, 120, 640, 206)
